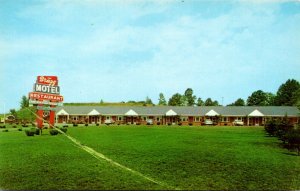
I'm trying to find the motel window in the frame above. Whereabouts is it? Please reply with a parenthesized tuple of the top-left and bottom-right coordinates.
(157, 117, 160, 122)
(194, 117, 200, 122)
(143, 117, 147, 121)
(118, 116, 123, 121)
(106, 116, 110, 120)
(222, 117, 228, 122)
(181, 117, 187, 122)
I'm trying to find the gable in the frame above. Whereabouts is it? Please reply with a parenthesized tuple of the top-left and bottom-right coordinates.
(125, 109, 138, 116)
(88, 109, 100, 115)
(56, 109, 69, 115)
(205, 109, 219, 116)
(248, 109, 264, 117)
(166, 109, 177, 116)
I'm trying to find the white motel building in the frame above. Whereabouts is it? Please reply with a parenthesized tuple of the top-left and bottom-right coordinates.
(55, 106, 299, 126)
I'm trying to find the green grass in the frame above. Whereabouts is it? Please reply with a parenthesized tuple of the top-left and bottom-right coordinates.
(0, 125, 299, 190)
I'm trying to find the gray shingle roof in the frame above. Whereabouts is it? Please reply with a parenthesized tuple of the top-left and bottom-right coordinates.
(55, 106, 300, 117)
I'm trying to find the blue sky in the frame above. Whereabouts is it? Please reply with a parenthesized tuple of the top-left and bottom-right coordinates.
(1, 0, 300, 112)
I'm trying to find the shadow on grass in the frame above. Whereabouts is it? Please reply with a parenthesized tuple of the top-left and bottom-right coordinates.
(282, 152, 299, 157)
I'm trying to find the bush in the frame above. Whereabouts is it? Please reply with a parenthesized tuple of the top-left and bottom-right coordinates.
(18, 128, 22, 131)
(264, 119, 278, 136)
(25, 130, 35, 136)
(157, 122, 160, 125)
(63, 125, 68, 128)
(49, 129, 59, 136)
(96, 123, 99, 126)
(59, 127, 68, 133)
(178, 122, 182, 126)
(85, 123, 88, 127)
(12, 125, 17, 128)
(167, 122, 171, 126)
(0, 125, 6, 129)
(285, 129, 300, 155)
(2, 129, 8, 132)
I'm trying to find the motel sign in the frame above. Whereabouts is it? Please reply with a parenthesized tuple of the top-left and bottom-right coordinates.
(28, 76, 63, 129)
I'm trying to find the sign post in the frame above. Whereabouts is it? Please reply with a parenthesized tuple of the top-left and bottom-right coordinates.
(28, 76, 63, 130)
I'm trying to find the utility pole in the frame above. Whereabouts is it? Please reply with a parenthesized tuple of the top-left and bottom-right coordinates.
(3, 103, 5, 126)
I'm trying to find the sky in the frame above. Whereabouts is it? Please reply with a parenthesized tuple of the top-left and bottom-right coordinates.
(0, 0, 300, 112)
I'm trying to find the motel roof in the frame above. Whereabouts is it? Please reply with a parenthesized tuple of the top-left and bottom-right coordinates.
(55, 106, 300, 117)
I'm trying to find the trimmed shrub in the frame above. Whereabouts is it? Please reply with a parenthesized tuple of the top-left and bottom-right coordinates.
(264, 119, 278, 136)
(25, 130, 35, 136)
(167, 122, 171, 126)
(18, 128, 22, 131)
(96, 123, 99, 126)
(178, 122, 182, 126)
(0, 125, 6, 129)
(49, 129, 59, 136)
(59, 127, 68, 133)
(63, 125, 68, 128)
(2, 129, 8, 132)
(157, 122, 160, 125)
(85, 123, 88, 127)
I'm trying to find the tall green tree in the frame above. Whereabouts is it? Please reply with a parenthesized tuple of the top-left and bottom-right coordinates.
(204, 98, 214, 106)
(158, 93, 167, 105)
(247, 90, 274, 106)
(20, 95, 29, 109)
(184, 88, 196, 106)
(228, 98, 245, 106)
(196, 97, 204, 106)
(168, 93, 183, 106)
(9, 109, 17, 119)
(145, 96, 153, 105)
(274, 79, 300, 106)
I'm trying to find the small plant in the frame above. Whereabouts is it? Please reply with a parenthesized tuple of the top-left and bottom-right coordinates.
(49, 129, 59, 136)
(167, 122, 171, 126)
(157, 122, 160, 125)
(85, 123, 88, 126)
(0, 125, 6, 129)
(63, 125, 68, 128)
(18, 128, 22, 131)
(25, 130, 35, 136)
(12, 125, 17, 128)
(178, 122, 182, 126)
(2, 129, 8, 132)
(59, 127, 68, 133)
(189, 123, 193, 126)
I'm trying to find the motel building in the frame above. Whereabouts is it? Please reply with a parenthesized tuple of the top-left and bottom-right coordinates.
(54, 106, 300, 126)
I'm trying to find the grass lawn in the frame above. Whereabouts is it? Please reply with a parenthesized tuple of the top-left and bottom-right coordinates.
(0, 125, 299, 190)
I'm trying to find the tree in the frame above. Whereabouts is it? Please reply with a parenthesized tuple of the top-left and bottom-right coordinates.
(213, 100, 219, 106)
(204, 98, 214, 106)
(265, 92, 275, 106)
(184, 88, 196, 106)
(228, 98, 245, 106)
(145, 96, 153, 105)
(275, 79, 300, 106)
(9, 109, 17, 119)
(196, 97, 204, 106)
(158, 93, 167, 105)
(168, 93, 183, 106)
(100, 99, 104, 104)
(20, 95, 29, 109)
(247, 90, 272, 106)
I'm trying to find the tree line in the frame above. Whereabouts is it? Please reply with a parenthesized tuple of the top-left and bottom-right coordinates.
(155, 79, 300, 107)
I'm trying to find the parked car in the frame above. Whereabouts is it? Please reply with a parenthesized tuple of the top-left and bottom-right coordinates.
(233, 119, 244, 126)
(203, 119, 213, 125)
(146, 119, 153, 125)
(104, 119, 115, 125)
